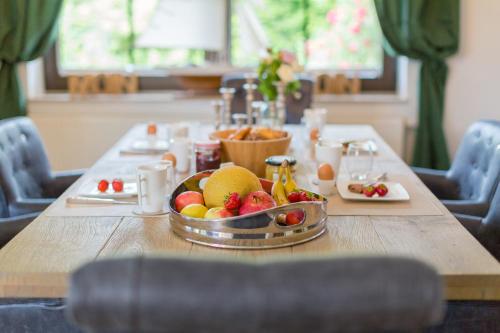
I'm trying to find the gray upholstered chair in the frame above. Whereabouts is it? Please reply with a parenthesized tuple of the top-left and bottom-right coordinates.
(414, 120, 500, 217)
(221, 73, 314, 124)
(455, 183, 500, 260)
(0, 117, 83, 245)
(0, 298, 82, 333)
(66, 256, 444, 333)
(0, 184, 39, 247)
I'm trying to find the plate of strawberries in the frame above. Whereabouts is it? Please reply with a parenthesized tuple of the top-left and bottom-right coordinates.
(336, 180, 409, 202)
(78, 177, 137, 199)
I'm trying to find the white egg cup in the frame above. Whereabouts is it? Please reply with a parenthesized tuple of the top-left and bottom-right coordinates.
(318, 179, 336, 196)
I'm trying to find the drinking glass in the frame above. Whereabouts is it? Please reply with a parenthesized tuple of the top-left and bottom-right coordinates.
(302, 108, 327, 141)
(345, 142, 373, 180)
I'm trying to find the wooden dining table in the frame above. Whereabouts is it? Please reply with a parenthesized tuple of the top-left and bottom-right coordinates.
(0, 123, 499, 300)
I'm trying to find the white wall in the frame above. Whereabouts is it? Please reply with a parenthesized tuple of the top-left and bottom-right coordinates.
(444, 0, 500, 155)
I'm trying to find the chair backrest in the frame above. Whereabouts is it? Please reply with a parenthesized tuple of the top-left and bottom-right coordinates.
(0, 117, 52, 205)
(67, 256, 444, 333)
(478, 183, 500, 259)
(221, 73, 314, 124)
(0, 187, 9, 218)
(448, 120, 500, 202)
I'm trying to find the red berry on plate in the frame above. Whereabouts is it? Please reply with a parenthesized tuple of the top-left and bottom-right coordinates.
(112, 179, 124, 192)
(224, 192, 241, 210)
(362, 185, 376, 197)
(376, 183, 388, 197)
(287, 191, 302, 203)
(97, 180, 109, 193)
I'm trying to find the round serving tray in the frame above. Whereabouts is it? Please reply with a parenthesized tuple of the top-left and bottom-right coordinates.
(168, 171, 328, 249)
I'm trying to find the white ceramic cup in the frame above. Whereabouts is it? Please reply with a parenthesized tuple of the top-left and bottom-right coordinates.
(169, 138, 191, 173)
(137, 163, 169, 214)
(315, 139, 343, 182)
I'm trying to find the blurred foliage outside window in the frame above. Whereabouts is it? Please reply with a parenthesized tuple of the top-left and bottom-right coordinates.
(59, 0, 383, 74)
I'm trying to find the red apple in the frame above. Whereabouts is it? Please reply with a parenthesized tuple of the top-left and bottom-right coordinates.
(239, 191, 276, 215)
(204, 207, 235, 219)
(175, 191, 204, 212)
(286, 210, 305, 226)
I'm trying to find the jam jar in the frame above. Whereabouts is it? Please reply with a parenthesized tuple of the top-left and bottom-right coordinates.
(265, 155, 297, 181)
(194, 140, 221, 172)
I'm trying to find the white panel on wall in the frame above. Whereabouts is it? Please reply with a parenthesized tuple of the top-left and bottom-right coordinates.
(444, 0, 500, 157)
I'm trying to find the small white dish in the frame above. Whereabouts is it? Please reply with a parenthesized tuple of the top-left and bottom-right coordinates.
(336, 180, 410, 201)
(132, 207, 169, 216)
(78, 177, 137, 199)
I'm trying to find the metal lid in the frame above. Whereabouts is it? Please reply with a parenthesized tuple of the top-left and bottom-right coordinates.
(265, 155, 297, 167)
(194, 140, 220, 149)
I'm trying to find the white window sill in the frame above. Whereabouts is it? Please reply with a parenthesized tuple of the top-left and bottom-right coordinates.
(29, 91, 408, 105)
(314, 93, 408, 104)
(28, 91, 202, 104)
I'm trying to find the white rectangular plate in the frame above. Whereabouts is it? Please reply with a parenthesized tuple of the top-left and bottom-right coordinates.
(78, 177, 137, 199)
(336, 180, 410, 201)
(130, 139, 169, 152)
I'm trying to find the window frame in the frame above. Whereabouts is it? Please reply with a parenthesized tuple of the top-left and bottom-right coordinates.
(44, 0, 397, 93)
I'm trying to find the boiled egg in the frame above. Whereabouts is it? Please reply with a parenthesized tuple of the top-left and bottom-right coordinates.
(309, 127, 320, 141)
(162, 152, 177, 168)
(317, 163, 335, 180)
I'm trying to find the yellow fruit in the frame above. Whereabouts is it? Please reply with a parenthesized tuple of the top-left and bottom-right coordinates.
(272, 164, 289, 206)
(283, 160, 298, 196)
(180, 204, 208, 218)
(203, 166, 262, 208)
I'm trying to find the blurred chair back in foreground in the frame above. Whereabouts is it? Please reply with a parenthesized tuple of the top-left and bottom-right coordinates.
(67, 256, 443, 333)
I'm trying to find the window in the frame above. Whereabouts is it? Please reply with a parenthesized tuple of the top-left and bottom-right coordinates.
(45, 0, 395, 91)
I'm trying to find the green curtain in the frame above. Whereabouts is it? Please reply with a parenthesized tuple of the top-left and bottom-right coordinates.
(374, 0, 460, 169)
(0, 0, 63, 119)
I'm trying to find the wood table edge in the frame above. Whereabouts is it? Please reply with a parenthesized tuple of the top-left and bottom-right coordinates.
(445, 274, 500, 301)
(0, 272, 68, 298)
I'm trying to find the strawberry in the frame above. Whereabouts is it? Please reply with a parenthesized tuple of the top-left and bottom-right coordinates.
(299, 191, 311, 202)
(287, 191, 302, 203)
(97, 180, 109, 193)
(224, 192, 241, 210)
(375, 183, 389, 197)
(112, 179, 124, 192)
(362, 185, 376, 197)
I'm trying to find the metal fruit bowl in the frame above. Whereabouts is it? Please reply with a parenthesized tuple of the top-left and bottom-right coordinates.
(168, 171, 328, 249)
